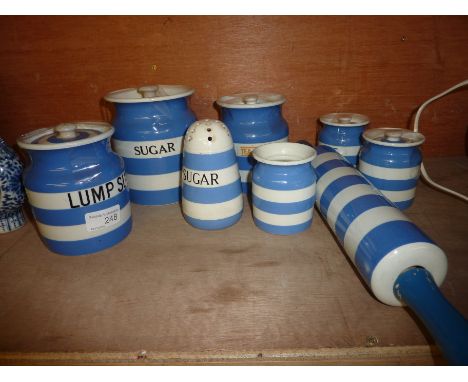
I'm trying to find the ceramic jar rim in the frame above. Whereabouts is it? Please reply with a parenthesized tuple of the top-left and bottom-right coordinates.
(104, 85, 195, 103)
(320, 112, 369, 127)
(253, 142, 317, 166)
(363, 127, 425, 148)
(17, 122, 114, 151)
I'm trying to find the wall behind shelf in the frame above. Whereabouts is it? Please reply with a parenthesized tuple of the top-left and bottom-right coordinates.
(0, 16, 467, 157)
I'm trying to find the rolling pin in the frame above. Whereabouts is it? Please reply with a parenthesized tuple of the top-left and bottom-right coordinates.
(309, 144, 468, 365)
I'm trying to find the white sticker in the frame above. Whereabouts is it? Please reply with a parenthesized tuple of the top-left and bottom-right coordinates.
(85, 204, 121, 232)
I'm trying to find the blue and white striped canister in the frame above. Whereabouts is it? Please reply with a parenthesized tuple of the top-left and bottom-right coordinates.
(312, 145, 446, 306)
(17, 122, 132, 256)
(359, 128, 425, 210)
(318, 113, 369, 166)
(217, 92, 289, 193)
(182, 119, 243, 230)
(252, 142, 317, 235)
(105, 85, 197, 205)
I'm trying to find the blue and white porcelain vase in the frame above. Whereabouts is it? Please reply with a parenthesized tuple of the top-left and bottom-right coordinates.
(318, 113, 369, 166)
(358, 127, 425, 210)
(0, 137, 26, 233)
(217, 92, 289, 194)
(252, 142, 317, 235)
(105, 85, 197, 205)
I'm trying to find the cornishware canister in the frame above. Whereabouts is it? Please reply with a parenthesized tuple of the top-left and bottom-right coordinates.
(217, 92, 289, 193)
(105, 85, 197, 205)
(17, 122, 132, 255)
(182, 119, 243, 230)
(252, 142, 317, 235)
(0, 137, 26, 233)
(358, 127, 425, 210)
(318, 113, 369, 166)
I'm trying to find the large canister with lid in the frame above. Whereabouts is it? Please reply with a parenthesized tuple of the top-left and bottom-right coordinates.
(17, 122, 132, 256)
(105, 85, 197, 205)
(318, 113, 369, 166)
(358, 127, 425, 210)
(217, 92, 289, 193)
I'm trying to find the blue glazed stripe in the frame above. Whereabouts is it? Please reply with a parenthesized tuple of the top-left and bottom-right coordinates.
(31, 191, 130, 226)
(130, 187, 180, 205)
(123, 154, 182, 175)
(42, 218, 132, 256)
(362, 174, 418, 191)
(355, 220, 434, 283)
(183, 150, 237, 171)
(183, 181, 242, 204)
(334, 194, 390, 242)
(184, 212, 242, 231)
(394, 200, 414, 210)
(236, 155, 256, 171)
(314, 158, 352, 178)
(253, 218, 312, 235)
(253, 195, 315, 215)
(319, 175, 368, 217)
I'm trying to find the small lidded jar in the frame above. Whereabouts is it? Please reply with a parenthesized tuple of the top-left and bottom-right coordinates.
(217, 92, 289, 193)
(17, 122, 132, 255)
(318, 112, 369, 166)
(358, 127, 425, 210)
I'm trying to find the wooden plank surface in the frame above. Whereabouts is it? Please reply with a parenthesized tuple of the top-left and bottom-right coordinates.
(0, 157, 467, 365)
(0, 16, 467, 157)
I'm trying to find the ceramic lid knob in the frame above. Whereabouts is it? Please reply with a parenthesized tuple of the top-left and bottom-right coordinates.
(138, 85, 159, 98)
(243, 95, 258, 105)
(384, 129, 404, 142)
(338, 116, 352, 123)
(55, 123, 78, 139)
(183, 119, 233, 154)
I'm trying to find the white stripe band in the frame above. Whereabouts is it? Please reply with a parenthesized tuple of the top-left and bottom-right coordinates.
(37, 202, 131, 241)
(326, 184, 381, 228)
(239, 170, 250, 183)
(316, 167, 360, 207)
(126, 171, 180, 191)
(253, 206, 313, 226)
(253, 182, 316, 203)
(343, 206, 410, 261)
(318, 142, 361, 157)
(312, 151, 341, 168)
(182, 163, 239, 188)
(381, 188, 416, 203)
(112, 137, 183, 159)
(358, 160, 420, 180)
(26, 173, 127, 210)
(234, 137, 288, 157)
(182, 195, 243, 220)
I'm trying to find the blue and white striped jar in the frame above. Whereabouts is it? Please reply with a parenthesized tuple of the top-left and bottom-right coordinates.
(217, 92, 289, 193)
(105, 85, 197, 205)
(252, 142, 317, 235)
(318, 113, 369, 166)
(17, 122, 132, 256)
(359, 128, 425, 210)
(312, 145, 446, 306)
(182, 119, 243, 230)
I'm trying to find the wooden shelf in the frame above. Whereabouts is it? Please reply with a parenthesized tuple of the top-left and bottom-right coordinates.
(1, 157, 467, 365)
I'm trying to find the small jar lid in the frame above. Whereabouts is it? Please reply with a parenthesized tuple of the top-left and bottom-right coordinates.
(104, 85, 194, 103)
(216, 92, 286, 109)
(17, 122, 114, 151)
(183, 119, 234, 154)
(320, 113, 369, 127)
(363, 127, 425, 147)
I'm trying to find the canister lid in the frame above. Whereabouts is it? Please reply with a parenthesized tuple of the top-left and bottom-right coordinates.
(104, 85, 195, 103)
(320, 113, 370, 127)
(363, 127, 425, 147)
(216, 92, 286, 109)
(17, 122, 114, 151)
